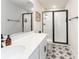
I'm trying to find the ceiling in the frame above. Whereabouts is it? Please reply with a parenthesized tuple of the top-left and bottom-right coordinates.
(9, 0, 69, 10)
(9, 0, 33, 9)
(38, 0, 69, 9)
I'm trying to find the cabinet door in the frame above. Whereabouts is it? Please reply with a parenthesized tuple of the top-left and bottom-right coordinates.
(28, 46, 40, 59)
(40, 37, 47, 59)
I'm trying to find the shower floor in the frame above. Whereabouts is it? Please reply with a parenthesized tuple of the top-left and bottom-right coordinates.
(47, 43, 75, 59)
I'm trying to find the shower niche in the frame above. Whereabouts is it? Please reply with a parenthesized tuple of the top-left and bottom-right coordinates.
(42, 10, 68, 44)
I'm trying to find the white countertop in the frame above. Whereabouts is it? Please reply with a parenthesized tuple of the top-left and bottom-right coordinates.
(1, 32, 47, 59)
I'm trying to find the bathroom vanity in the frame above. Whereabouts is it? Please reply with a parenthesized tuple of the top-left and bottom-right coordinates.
(1, 32, 47, 59)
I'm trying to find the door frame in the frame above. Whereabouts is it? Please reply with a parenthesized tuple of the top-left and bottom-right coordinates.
(42, 10, 68, 44)
(22, 13, 33, 32)
(53, 10, 68, 44)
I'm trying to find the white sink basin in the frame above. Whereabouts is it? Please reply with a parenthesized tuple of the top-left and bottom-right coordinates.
(1, 45, 26, 59)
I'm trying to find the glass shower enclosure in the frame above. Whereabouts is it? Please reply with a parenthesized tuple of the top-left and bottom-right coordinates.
(42, 10, 68, 44)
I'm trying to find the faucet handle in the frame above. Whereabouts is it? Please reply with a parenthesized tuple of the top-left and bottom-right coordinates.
(1, 40, 4, 48)
(1, 40, 4, 42)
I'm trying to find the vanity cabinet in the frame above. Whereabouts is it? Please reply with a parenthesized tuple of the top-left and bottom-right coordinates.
(28, 46, 40, 59)
(40, 37, 47, 59)
(1, 32, 47, 59)
(28, 37, 47, 59)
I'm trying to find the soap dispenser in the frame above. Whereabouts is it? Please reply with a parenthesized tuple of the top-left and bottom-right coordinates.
(6, 35, 12, 46)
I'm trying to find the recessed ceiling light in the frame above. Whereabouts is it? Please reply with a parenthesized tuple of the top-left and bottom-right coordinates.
(52, 5, 56, 8)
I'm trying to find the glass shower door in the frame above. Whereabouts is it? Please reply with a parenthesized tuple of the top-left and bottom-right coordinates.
(43, 12, 53, 40)
(53, 10, 68, 44)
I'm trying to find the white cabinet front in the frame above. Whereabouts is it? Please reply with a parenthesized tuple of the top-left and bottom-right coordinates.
(28, 37, 47, 59)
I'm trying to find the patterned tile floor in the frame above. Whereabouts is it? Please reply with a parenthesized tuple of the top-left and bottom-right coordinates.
(47, 43, 75, 59)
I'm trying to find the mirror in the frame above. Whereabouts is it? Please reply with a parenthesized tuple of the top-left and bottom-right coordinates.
(1, 0, 33, 35)
(22, 13, 32, 32)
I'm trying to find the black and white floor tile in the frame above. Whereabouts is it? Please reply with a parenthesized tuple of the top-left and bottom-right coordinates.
(47, 43, 75, 59)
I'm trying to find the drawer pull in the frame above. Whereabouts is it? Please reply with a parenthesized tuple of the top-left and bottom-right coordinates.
(44, 46, 46, 52)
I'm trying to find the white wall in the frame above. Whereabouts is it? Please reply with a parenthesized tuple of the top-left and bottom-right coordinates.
(31, 0, 45, 32)
(1, 0, 27, 35)
(65, 0, 78, 19)
(65, 0, 78, 59)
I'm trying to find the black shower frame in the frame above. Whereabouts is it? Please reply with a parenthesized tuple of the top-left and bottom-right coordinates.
(42, 10, 68, 44)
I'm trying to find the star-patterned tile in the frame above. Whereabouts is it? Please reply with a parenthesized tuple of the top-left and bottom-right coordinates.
(47, 43, 75, 59)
